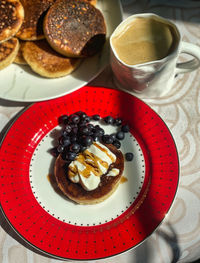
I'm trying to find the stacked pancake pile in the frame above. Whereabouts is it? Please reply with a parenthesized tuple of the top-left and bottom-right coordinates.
(0, 0, 23, 70)
(0, 0, 106, 78)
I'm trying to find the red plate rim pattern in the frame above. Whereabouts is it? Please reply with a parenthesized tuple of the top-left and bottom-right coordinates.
(0, 86, 179, 261)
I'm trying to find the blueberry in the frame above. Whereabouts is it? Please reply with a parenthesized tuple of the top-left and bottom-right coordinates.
(79, 120, 88, 126)
(92, 114, 100, 121)
(92, 129, 103, 140)
(75, 111, 85, 116)
(62, 130, 69, 137)
(84, 116, 91, 123)
(79, 125, 90, 135)
(81, 135, 93, 146)
(121, 124, 130, 133)
(116, 131, 125, 140)
(102, 135, 113, 144)
(113, 139, 121, 149)
(70, 143, 80, 153)
(66, 152, 77, 161)
(70, 136, 78, 143)
(79, 112, 87, 119)
(59, 136, 70, 146)
(68, 114, 80, 124)
(92, 133, 100, 141)
(87, 123, 94, 131)
(114, 118, 122, 126)
(96, 127, 105, 136)
(80, 145, 87, 152)
(92, 130, 100, 136)
(110, 133, 116, 141)
(103, 116, 114, 125)
(58, 114, 68, 125)
(62, 136, 71, 147)
(94, 125, 100, 130)
(64, 124, 72, 134)
(125, 152, 134, 161)
(57, 144, 64, 153)
(71, 126, 78, 134)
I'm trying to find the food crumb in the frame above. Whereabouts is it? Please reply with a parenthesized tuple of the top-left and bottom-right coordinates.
(120, 176, 128, 184)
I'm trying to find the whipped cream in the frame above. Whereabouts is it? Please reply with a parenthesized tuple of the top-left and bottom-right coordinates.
(107, 168, 120, 177)
(68, 142, 119, 191)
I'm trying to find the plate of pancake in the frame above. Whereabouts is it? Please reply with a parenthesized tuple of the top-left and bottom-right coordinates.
(0, 86, 179, 260)
(0, 0, 122, 102)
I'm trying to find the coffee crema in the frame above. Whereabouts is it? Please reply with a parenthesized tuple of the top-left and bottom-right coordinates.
(111, 17, 174, 65)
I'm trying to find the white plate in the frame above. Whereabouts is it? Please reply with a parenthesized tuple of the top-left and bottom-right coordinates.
(30, 122, 145, 226)
(0, 0, 123, 102)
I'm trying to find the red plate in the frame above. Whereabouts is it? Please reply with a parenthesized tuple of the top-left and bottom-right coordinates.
(0, 86, 179, 260)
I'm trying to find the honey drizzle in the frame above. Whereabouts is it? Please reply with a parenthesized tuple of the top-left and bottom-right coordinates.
(47, 174, 51, 182)
(68, 142, 115, 180)
(93, 142, 115, 163)
(120, 176, 128, 184)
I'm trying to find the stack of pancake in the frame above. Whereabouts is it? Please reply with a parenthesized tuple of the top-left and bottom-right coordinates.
(0, 0, 106, 78)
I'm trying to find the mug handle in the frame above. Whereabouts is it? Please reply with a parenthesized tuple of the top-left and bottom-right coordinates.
(175, 41, 200, 74)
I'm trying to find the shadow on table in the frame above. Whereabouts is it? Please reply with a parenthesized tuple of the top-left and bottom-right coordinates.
(0, 208, 53, 259)
(156, 224, 181, 263)
(0, 97, 30, 107)
(0, 106, 28, 143)
(121, 0, 200, 25)
(128, 222, 180, 263)
(192, 259, 200, 263)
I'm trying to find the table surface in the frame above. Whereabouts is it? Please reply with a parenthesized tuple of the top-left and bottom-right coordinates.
(1, 0, 200, 262)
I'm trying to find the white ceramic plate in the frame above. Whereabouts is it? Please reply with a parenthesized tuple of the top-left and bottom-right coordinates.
(0, 0, 122, 102)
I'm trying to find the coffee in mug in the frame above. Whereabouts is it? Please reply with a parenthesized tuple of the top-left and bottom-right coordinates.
(111, 17, 175, 65)
(110, 13, 200, 98)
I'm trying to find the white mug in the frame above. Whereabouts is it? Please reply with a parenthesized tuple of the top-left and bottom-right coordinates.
(110, 13, 200, 98)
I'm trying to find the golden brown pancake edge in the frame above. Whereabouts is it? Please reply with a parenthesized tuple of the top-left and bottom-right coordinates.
(54, 143, 124, 205)
(0, 37, 19, 70)
(22, 39, 81, 78)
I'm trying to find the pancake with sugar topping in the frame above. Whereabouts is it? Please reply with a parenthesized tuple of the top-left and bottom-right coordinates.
(54, 142, 124, 204)
(85, 0, 97, 5)
(16, 0, 55, 40)
(0, 0, 24, 43)
(0, 37, 19, 70)
(43, 0, 106, 57)
(22, 39, 81, 78)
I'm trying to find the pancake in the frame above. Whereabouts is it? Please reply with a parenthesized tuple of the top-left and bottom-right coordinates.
(14, 40, 27, 64)
(0, 37, 19, 70)
(16, 0, 55, 40)
(22, 39, 81, 78)
(85, 0, 97, 5)
(0, 0, 24, 43)
(43, 0, 106, 57)
(54, 143, 124, 205)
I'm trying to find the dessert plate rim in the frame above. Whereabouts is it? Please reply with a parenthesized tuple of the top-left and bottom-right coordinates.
(0, 86, 179, 260)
